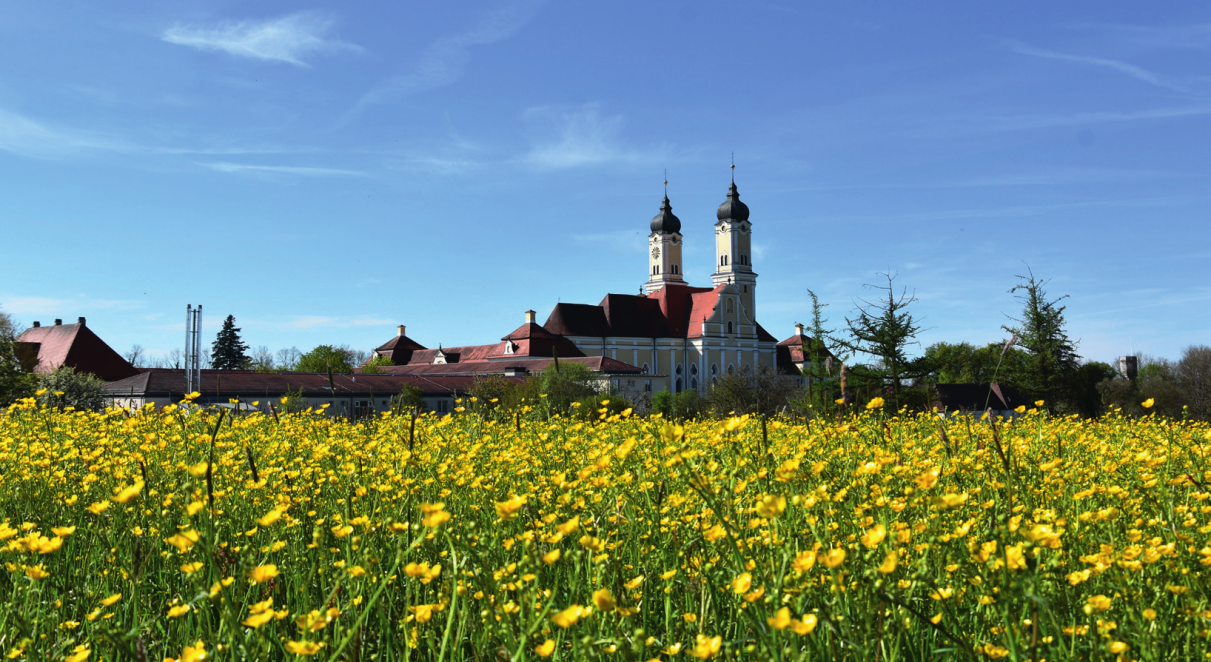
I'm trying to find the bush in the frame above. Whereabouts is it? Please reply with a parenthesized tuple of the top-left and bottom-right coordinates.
(706, 365, 803, 418)
(652, 389, 703, 420)
(36, 366, 106, 412)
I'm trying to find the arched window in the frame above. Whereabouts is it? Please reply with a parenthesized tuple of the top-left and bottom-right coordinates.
(726, 299, 734, 314)
(710, 363, 718, 377)
(675, 377, 682, 393)
(641, 363, 650, 375)
(727, 363, 735, 374)
(690, 376, 698, 390)
(690, 364, 698, 377)
(676, 364, 683, 376)
(727, 321, 733, 334)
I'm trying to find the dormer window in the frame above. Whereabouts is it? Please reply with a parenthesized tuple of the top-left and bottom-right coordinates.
(503, 340, 516, 355)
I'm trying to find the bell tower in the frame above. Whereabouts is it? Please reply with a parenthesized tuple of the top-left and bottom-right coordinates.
(644, 191, 684, 294)
(711, 175, 757, 323)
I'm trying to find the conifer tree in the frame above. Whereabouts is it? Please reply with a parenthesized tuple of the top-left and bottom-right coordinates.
(1002, 268, 1079, 410)
(840, 272, 930, 406)
(211, 315, 249, 370)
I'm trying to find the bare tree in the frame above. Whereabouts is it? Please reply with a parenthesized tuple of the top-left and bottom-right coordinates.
(276, 347, 301, 371)
(201, 348, 212, 370)
(167, 347, 182, 369)
(249, 345, 275, 370)
(124, 345, 145, 368)
(343, 346, 370, 367)
(1178, 345, 1211, 421)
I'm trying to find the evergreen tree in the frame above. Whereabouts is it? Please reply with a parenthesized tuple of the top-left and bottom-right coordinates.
(1002, 268, 1079, 410)
(211, 315, 250, 371)
(840, 272, 930, 406)
(801, 289, 847, 411)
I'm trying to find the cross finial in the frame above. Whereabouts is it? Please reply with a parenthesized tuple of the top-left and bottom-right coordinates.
(730, 152, 735, 183)
(663, 169, 668, 196)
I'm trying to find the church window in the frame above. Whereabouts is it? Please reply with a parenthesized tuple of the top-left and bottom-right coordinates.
(644, 379, 652, 392)
(690, 364, 698, 377)
(641, 363, 650, 375)
(727, 363, 736, 374)
(675, 378, 682, 393)
(726, 299, 734, 314)
(690, 376, 698, 390)
(728, 321, 733, 334)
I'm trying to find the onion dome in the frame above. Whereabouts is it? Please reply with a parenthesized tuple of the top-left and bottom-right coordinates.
(716, 182, 750, 222)
(650, 196, 681, 233)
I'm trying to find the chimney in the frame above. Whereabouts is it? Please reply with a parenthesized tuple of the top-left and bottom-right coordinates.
(525, 310, 537, 324)
(32, 321, 40, 328)
(397, 325, 406, 337)
(78, 317, 86, 326)
(795, 322, 805, 337)
(54, 319, 62, 326)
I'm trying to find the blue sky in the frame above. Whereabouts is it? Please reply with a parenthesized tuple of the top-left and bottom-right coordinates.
(1, 1, 1208, 365)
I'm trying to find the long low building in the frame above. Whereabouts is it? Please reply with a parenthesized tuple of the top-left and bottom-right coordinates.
(103, 369, 521, 416)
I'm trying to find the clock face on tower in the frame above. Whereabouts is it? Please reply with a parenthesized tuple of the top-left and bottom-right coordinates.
(651, 246, 660, 259)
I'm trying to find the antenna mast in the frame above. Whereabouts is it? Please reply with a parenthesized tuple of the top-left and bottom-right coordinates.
(185, 304, 202, 395)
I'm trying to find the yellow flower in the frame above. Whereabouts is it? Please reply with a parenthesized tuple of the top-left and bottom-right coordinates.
(929, 587, 953, 600)
(52, 526, 76, 537)
(24, 565, 49, 580)
(165, 530, 200, 553)
(243, 610, 275, 628)
(167, 604, 191, 618)
(113, 481, 144, 504)
(1109, 642, 1129, 654)
(683, 612, 698, 623)
(65, 645, 91, 662)
(551, 605, 586, 628)
(249, 564, 279, 584)
(422, 510, 451, 528)
(865, 397, 885, 410)
(593, 588, 616, 612)
(822, 548, 846, 568)
(542, 549, 561, 565)
(534, 639, 556, 657)
(285, 641, 324, 656)
(257, 508, 283, 527)
(1143, 608, 1157, 620)
(877, 551, 898, 574)
(347, 565, 366, 577)
(1084, 594, 1112, 614)
(767, 607, 791, 630)
(187, 462, 208, 477)
(661, 569, 678, 580)
(170, 640, 207, 662)
(689, 634, 722, 659)
(101, 593, 122, 606)
(87, 501, 110, 515)
(556, 516, 580, 535)
(624, 575, 644, 590)
(331, 525, 353, 538)
(789, 614, 818, 635)
(1034, 399, 1044, 407)
(1141, 398, 1155, 409)
(731, 572, 752, 594)
(180, 562, 204, 574)
(860, 524, 887, 548)
(663, 643, 683, 655)
(792, 550, 817, 572)
(755, 494, 786, 517)
(495, 495, 526, 521)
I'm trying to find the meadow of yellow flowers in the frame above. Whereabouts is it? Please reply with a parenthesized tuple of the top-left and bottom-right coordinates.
(1, 394, 1209, 661)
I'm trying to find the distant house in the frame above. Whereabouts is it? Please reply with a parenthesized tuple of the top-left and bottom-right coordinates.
(15, 317, 138, 382)
(103, 370, 515, 416)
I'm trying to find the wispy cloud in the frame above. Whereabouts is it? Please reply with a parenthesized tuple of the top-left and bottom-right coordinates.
(519, 105, 672, 170)
(289, 316, 339, 329)
(1007, 40, 1187, 93)
(980, 105, 1211, 132)
(162, 12, 360, 66)
(348, 0, 544, 116)
(0, 108, 128, 158)
(1072, 23, 1211, 50)
(197, 162, 365, 177)
(351, 318, 393, 327)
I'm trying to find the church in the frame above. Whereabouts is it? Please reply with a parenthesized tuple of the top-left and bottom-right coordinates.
(369, 179, 808, 394)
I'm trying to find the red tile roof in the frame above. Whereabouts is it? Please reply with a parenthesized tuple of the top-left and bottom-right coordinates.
(16, 321, 138, 381)
(372, 355, 644, 377)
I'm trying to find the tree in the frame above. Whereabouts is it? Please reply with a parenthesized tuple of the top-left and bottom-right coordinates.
(1097, 355, 1187, 419)
(706, 364, 802, 418)
(395, 384, 426, 412)
(800, 289, 847, 411)
(0, 306, 35, 405)
(276, 347, 302, 371)
(840, 272, 930, 406)
(1002, 268, 1079, 411)
(248, 345, 275, 372)
(1177, 345, 1211, 421)
(538, 360, 599, 413)
(211, 315, 249, 370)
(921, 341, 1028, 385)
(296, 345, 355, 374)
(37, 366, 106, 411)
(1069, 361, 1117, 418)
(360, 354, 393, 375)
(124, 344, 145, 368)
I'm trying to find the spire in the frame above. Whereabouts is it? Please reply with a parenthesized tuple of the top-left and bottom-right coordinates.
(650, 193, 681, 233)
